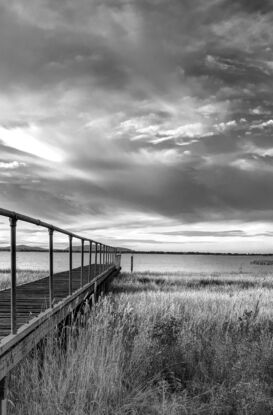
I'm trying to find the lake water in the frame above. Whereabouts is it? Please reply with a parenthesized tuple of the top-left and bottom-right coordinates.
(0, 251, 273, 275)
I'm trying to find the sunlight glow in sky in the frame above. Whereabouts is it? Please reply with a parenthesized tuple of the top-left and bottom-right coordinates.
(0, 126, 63, 162)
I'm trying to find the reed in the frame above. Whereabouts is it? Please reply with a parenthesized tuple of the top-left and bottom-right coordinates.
(7, 271, 273, 414)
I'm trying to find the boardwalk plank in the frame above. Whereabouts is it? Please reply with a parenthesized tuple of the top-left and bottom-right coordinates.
(0, 264, 105, 339)
(0, 265, 119, 379)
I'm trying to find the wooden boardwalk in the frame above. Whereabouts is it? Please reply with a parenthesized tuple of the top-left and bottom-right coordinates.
(0, 264, 105, 341)
(0, 208, 121, 414)
(0, 262, 120, 414)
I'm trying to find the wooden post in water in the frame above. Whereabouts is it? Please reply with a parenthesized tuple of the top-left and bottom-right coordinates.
(69, 236, 73, 295)
(48, 228, 54, 308)
(10, 217, 17, 335)
(131, 255, 134, 273)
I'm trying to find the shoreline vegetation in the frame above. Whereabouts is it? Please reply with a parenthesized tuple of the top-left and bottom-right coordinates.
(251, 260, 273, 266)
(6, 270, 273, 414)
(0, 245, 273, 255)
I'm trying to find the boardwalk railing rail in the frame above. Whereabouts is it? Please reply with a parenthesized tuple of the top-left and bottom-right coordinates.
(0, 207, 120, 336)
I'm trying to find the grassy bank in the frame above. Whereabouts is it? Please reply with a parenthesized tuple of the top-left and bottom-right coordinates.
(0, 269, 48, 291)
(7, 271, 273, 414)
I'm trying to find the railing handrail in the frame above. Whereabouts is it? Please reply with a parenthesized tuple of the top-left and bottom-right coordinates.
(0, 207, 112, 248)
(0, 207, 121, 335)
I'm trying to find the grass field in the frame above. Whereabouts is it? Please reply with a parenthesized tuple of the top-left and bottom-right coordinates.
(6, 271, 273, 414)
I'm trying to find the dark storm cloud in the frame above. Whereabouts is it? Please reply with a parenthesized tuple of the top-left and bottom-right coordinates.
(224, 0, 272, 15)
(0, 0, 273, 250)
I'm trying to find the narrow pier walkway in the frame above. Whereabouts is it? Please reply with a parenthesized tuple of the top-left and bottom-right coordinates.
(0, 264, 104, 341)
(0, 207, 121, 414)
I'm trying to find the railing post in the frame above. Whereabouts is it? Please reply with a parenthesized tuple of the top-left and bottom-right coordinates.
(81, 239, 84, 287)
(95, 242, 97, 276)
(105, 246, 107, 267)
(105, 245, 107, 270)
(99, 243, 102, 273)
(131, 255, 134, 273)
(69, 235, 73, 295)
(48, 228, 54, 308)
(89, 241, 92, 282)
(9, 217, 17, 335)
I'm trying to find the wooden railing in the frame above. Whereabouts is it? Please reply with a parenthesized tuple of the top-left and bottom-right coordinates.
(0, 207, 120, 336)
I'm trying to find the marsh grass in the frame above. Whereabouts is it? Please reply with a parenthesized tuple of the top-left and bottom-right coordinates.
(7, 271, 273, 414)
(0, 269, 48, 291)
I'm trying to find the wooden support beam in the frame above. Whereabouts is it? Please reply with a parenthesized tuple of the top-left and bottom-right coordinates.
(0, 378, 7, 415)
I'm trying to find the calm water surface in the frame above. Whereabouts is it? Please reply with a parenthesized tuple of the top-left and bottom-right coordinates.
(121, 253, 273, 274)
(0, 252, 273, 275)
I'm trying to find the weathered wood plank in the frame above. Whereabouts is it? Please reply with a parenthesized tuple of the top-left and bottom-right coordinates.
(0, 265, 119, 381)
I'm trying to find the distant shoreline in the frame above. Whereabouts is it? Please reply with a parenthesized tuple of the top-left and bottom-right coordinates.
(0, 248, 272, 256)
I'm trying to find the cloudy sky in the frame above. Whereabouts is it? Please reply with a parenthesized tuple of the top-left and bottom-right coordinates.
(0, 0, 273, 252)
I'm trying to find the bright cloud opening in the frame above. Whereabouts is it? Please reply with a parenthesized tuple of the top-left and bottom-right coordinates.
(0, 126, 63, 162)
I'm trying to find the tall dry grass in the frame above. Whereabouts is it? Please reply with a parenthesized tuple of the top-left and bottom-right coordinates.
(7, 271, 273, 414)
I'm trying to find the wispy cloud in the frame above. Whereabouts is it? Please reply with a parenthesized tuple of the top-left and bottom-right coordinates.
(0, 0, 272, 252)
